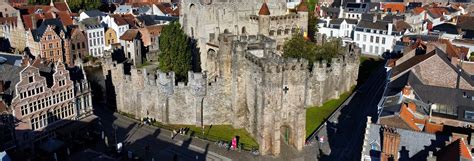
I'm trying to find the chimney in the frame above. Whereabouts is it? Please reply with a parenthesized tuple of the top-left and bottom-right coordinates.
(381, 126, 401, 161)
(0, 80, 4, 94)
(372, 14, 377, 23)
(388, 23, 393, 35)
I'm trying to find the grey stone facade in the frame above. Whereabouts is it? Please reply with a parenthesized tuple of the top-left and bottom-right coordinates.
(102, 33, 360, 155)
(179, 0, 308, 71)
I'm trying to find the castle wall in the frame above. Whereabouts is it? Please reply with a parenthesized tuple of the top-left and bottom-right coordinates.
(104, 33, 361, 156)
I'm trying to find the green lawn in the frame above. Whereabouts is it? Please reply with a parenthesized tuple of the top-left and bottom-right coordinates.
(170, 124, 259, 150)
(306, 89, 353, 138)
(305, 56, 383, 138)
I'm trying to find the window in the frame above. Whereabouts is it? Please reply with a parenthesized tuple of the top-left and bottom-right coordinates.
(100, 32, 103, 36)
(42, 44, 45, 49)
(375, 46, 379, 54)
(370, 45, 373, 53)
(50, 51, 53, 56)
(382, 37, 386, 44)
(89, 33, 92, 38)
(48, 35, 51, 40)
(28, 76, 33, 83)
(72, 44, 75, 50)
(93, 32, 96, 37)
(362, 44, 366, 52)
(363, 35, 367, 42)
(21, 105, 28, 115)
(370, 36, 374, 43)
(465, 111, 474, 120)
(375, 37, 379, 43)
(49, 43, 52, 48)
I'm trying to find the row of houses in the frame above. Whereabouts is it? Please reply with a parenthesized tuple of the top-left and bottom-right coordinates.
(0, 0, 178, 155)
(317, 1, 474, 57)
(0, 0, 177, 67)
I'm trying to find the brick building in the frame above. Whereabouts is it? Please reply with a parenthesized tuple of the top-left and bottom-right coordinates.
(68, 26, 88, 64)
(28, 19, 72, 65)
(0, 54, 94, 149)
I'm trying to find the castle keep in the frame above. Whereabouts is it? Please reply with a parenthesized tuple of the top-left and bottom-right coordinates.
(179, 0, 308, 71)
(103, 33, 360, 155)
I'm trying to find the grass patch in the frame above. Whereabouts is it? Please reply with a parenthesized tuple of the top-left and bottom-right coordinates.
(170, 125, 259, 150)
(306, 88, 354, 138)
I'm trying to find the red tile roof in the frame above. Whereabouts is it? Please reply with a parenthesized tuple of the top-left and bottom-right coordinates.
(412, 7, 425, 15)
(399, 103, 422, 131)
(22, 13, 54, 30)
(259, 2, 270, 15)
(383, 3, 406, 13)
(428, 7, 449, 18)
(423, 121, 443, 134)
(297, 1, 308, 12)
(54, 2, 69, 12)
(56, 11, 73, 26)
(110, 14, 128, 26)
(18, 5, 53, 15)
(437, 138, 473, 161)
(120, 29, 139, 41)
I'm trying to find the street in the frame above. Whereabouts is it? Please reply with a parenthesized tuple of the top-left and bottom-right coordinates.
(314, 64, 387, 161)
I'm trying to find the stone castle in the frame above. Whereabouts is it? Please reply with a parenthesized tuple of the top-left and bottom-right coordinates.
(102, 0, 361, 156)
(180, 0, 308, 71)
(103, 34, 360, 155)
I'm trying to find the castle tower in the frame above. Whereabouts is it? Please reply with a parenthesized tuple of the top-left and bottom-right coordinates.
(258, 2, 271, 35)
(297, 1, 309, 37)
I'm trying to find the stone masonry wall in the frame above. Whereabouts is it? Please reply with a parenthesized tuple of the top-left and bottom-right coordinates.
(103, 34, 360, 156)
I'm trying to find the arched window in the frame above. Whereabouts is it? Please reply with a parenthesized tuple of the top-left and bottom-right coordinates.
(277, 29, 282, 35)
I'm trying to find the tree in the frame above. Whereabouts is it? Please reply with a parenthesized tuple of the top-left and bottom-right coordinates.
(158, 21, 195, 82)
(283, 34, 343, 69)
(306, 0, 317, 12)
(65, 0, 103, 13)
(307, 11, 318, 42)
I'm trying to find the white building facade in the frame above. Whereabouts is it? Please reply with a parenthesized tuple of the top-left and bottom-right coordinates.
(354, 20, 402, 56)
(85, 26, 105, 57)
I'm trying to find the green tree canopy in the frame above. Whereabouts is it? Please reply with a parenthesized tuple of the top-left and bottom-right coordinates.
(283, 34, 343, 69)
(158, 21, 197, 82)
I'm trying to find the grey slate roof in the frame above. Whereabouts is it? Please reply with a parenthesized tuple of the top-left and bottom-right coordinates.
(81, 18, 103, 30)
(32, 19, 66, 42)
(433, 23, 461, 35)
(0, 56, 24, 105)
(357, 20, 390, 30)
(115, 5, 132, 14)
(363, 124, 450, 160)
(0, 52, 22, 66)
(330, 18, 358, 25)
(83, 10, 106, 18)
(136, 15, 177, 26)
